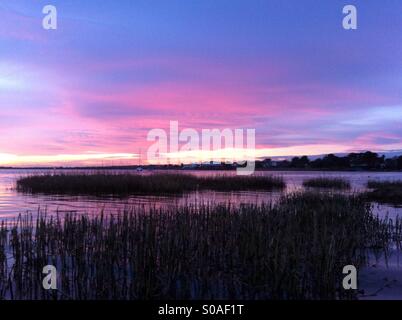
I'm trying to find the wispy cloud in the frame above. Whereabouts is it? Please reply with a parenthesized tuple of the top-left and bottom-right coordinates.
(0, 0, 401, 165)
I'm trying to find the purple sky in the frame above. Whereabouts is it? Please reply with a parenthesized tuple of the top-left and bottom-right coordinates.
(1, 0, 402, 166)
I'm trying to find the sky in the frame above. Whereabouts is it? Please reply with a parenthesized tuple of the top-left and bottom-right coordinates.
(0, 0, 401, 166)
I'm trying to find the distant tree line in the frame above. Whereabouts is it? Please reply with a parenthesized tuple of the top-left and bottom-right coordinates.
(257, 151, 402, 171)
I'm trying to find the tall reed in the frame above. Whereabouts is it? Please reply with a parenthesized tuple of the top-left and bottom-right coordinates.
(0, 192, 396, 300)
(303, 177, 351, 190)
(16, 173, 286, 195)
(366, 180, 402, 204)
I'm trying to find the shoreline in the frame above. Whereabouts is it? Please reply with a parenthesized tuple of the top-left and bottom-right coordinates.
(1, 166, 402, 173)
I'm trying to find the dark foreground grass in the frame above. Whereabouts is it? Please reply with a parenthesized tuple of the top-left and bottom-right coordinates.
(366, 180, 402, 205)
(303, 177, 351, 190)
(16, 173, 286, 195)
(0, 192, 396, 300)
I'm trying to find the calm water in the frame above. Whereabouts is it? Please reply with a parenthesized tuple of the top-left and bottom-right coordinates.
(2, 169, 402, 298)
(0, 169, 402, 222)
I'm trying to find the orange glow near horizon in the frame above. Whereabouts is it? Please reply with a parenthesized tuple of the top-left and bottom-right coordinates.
(1, 2, 402, 165)
(2, 142, 399, 167)
(0, 153, 138, 167)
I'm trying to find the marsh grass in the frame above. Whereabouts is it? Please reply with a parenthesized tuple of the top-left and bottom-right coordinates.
(365, 180, 402, 205)
(303, 177, 351, 190)
(16, 173, 286, 195)
(0, 192, 397, 300)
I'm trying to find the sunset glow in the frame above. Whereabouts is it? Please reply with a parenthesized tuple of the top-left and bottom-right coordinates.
(1, 0, 402, 166)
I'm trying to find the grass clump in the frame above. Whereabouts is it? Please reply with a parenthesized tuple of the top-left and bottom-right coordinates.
(0, 192, 395, 300)
(303, 177, 351, 190)
(198, 174, 285, 191)
(16, 173, 286, 195)
(365, 180, 402, 205)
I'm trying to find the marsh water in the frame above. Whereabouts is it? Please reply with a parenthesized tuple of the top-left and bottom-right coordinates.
(0, 169, 401, 222)
(1, 168, 402, 299)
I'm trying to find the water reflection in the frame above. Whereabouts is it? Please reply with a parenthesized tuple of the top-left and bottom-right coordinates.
(1, 169, 402, 221)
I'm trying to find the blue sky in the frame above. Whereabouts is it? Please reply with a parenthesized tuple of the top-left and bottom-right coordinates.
(0, 0, 401, 165)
